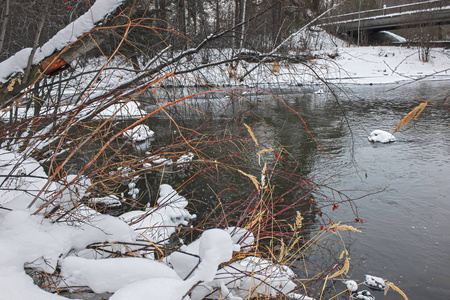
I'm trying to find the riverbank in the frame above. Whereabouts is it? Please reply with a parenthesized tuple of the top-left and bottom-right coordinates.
(69, 43, 450, 91)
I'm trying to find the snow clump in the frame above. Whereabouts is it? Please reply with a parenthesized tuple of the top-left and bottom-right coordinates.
(365, 274, 386, 290)
(120, 184, 195, 243)
(123, 124, 155, 142)
(368, 130, 396, 143)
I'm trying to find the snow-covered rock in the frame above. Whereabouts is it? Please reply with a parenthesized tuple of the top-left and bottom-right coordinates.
(0, 207, 137, 299)
(352, 290, 375, 300)
(368, 130, 396, 143)
(345, 280, 359, 292)
(365, 274, 386, 290)
(176, 152, 195, 167)
(123, 124, 155, 142)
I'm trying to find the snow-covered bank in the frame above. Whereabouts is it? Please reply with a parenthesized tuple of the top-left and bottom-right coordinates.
(164, 45, 450, 86)
(0, 148, 313, 300)
(59, 45, 450, 90)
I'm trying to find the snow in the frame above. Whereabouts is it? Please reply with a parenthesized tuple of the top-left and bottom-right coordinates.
(61, 257, 180, 293)
(345, 280, 359, 292)
(0, 207, 136, 299)
(0, 0, 124, 83)
(152, 43, 450, 86)
(352, 290, 375, 300)
(224, 227, 255, 252)
(89, 194, 122, 209)
(97, 101, 147, 120)
(0, 149, 48, 210)
(379, 31, 407, 43)
(110, 229, 239, 300)
(176, 152, 195, 167)
(119, 184, 195, 243)
(192, 256, 302, 300)
(368, 130, 396, 143)
(365, 274, 386, 290)
(122, 124, 155, 142)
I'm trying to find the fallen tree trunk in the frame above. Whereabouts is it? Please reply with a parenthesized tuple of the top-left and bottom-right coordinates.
(0, 0, 136, 107)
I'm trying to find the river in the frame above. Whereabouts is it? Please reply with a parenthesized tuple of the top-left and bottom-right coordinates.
(137, 80, 449, 299)
(258, 81, 450, 299)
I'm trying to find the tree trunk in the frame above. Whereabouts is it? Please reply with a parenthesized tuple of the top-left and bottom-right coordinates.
(176, 0, 186, 48)
(0, 0, 10, 53)
(215, 0, 220, 32)
(23, 2, 47, 84)
(234, 0, 243, 48)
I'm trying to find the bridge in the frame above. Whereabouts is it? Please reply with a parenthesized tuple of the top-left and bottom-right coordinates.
(317, 0, 450, 44)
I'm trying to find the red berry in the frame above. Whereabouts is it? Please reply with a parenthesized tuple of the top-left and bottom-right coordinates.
(320, 226, 324, 230)
(332, 204, 338, 210)
(67, 5, 71, 9)
(360, 219, 364, 223)
(275, 153, 279, 157)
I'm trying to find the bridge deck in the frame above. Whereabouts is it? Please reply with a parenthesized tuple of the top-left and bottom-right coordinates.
(319, 0, 450, 32)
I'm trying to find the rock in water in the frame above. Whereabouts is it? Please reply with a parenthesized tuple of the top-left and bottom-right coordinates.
(353, 290, 375, 300)
(368, 130, 396, 143)
(365, 274, 386, 290)
(344, 280, 358, 292)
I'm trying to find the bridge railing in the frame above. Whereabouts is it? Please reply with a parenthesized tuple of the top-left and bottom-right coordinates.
(318, 0, 450, 25)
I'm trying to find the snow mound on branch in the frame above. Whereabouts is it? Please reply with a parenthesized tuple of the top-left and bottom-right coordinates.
(0, 0, 124, 83)
(224, 226, 255, 252)
(60, 256, 180, 294)
(0, 149, 48, 210)
(110, 229, 239, 300)
(167, 227, 251, 282)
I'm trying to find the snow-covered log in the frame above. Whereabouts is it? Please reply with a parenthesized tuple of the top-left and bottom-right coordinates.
(0, 0, 133, 106)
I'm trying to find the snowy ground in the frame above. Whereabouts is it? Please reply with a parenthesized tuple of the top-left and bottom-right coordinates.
(59, 42, 450, 90)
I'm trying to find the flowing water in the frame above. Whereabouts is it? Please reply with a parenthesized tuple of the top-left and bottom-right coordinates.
(138, 80, 449, 299)
(254, 81, 450, 299)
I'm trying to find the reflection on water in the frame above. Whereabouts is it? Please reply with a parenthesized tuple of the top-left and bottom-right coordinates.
(136, 81, 449, 299)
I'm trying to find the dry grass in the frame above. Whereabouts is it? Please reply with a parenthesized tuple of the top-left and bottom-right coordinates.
(392, 100, 427, 134)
